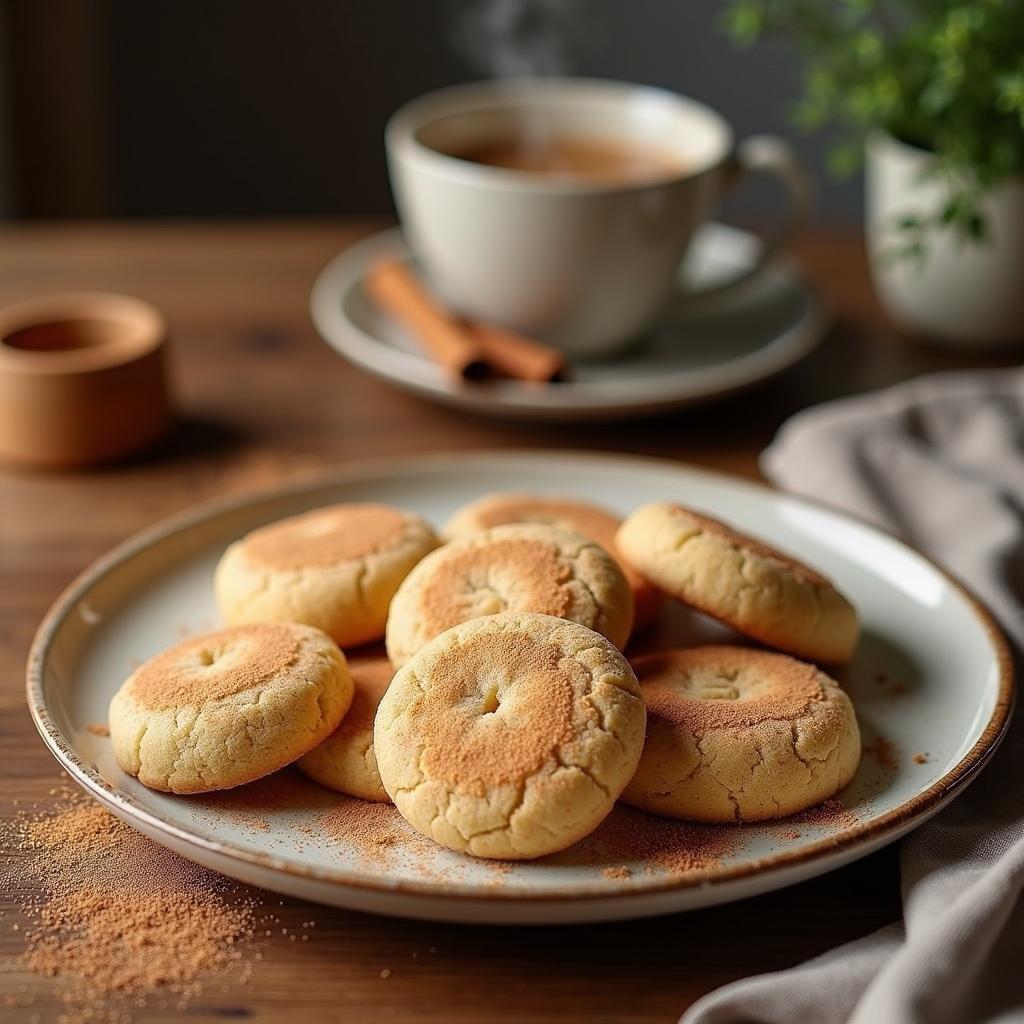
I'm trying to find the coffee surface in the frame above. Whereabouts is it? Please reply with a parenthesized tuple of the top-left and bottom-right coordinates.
(450, 135, 685, 184)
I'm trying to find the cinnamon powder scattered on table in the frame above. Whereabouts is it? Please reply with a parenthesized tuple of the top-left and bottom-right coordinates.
(2, 790, 263, 1022)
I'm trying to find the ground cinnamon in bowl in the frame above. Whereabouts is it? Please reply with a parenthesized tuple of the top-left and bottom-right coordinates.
(2, 788, 264, 1023)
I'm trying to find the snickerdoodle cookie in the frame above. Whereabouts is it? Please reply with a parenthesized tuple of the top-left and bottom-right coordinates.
(622, 646, 860, 822)
(616, 503, 859, 664)
(214, 503, 438, 648)
(374, 612, 646, 859)
(384, 523, 634, 667)
(444, 492, 662, 631)
(109, 623, 352, 794)
(297, 650, 394, 801)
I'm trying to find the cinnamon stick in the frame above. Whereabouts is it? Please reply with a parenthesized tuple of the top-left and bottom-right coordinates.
(366, 259, 567, 383)
(467, 322, 567, 383)
(364, 260, 488, 380)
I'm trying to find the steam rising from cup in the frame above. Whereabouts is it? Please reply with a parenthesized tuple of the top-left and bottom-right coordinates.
(450, 0, 585, 78)
(449, 0, 588, 157)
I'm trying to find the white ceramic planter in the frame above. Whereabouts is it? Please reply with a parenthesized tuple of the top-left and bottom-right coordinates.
(866, 132, 1024, 349)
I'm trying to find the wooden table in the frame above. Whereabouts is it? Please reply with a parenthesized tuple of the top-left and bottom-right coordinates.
(1, 222, 1015, 1023)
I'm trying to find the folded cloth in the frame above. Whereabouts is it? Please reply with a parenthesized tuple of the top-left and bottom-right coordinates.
(683, 369, 1024, 1024)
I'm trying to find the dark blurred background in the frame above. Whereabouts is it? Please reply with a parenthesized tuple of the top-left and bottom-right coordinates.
(0, 0, 859, 224)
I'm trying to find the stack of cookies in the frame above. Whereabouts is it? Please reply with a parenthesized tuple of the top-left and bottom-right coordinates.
(108, 492, 861, 862)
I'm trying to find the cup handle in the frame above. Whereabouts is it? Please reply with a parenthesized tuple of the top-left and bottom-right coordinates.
(685, 135, 813, 302)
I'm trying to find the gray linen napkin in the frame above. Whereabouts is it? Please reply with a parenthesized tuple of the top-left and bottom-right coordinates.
(682, 368, 1024, 1024)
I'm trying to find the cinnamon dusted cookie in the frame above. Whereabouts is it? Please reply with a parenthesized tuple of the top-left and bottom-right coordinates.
(109, 623, 352, 794)
(384, 523, 634, 666)
(297, 650, 394, 801)
(616, 503, 859, 663)
(443, 492, 662, 631)
(622, 646, 860, 822)
(214, 503, 438, 648)
(374, 612, 646, 859)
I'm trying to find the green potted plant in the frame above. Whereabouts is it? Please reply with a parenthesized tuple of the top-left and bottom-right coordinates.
(725, 0, 1024, 348)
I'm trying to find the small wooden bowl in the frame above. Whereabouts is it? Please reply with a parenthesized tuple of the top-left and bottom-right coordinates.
(0, 292, 172, 468)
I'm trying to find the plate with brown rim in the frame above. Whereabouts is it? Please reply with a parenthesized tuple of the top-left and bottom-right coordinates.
(27, 451, 1013, 924)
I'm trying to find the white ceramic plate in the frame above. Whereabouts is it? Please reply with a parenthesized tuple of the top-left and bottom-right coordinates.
(28, 452, 1011, 924)
(310, 226, 829, 422)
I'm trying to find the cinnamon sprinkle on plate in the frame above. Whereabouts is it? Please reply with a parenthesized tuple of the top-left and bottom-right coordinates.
(779, 797, 859, 832)
(863, 736, 900, 771)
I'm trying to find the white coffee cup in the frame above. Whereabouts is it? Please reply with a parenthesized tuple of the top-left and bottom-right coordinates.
(386, 78, 810, 359)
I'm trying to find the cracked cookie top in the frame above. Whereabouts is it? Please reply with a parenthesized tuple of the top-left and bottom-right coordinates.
(616, 502, 859, 664)
(633, 646, 827, 735)
(662, 506, 828, 586)
(108, 622, 353, 795)
(374, 612, 647, 860)
(405, 633, 580, 793)
(214, 503, 438, 649)
(127, 623, 302, 711)
(385, 523, 635, 667)
(443, 492, 662, 632)
(241, 503, 418, 570)
(622, 645, 860, 823)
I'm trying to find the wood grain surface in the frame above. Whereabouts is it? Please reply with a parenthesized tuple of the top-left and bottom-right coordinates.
(0, 222, 1014, 1023)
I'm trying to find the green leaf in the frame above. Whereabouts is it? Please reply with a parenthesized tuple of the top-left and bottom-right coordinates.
(940, 198, 962, 225)
(721, 2, 764, 44)
(967, 212, 987, 241)
(716, 0, 1024, 238)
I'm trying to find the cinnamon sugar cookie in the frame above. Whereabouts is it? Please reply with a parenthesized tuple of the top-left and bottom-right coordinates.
(384, 523, 634, 667)
(297, 650, 394, 801)
(214, 503, 438, 648)
(374, 612, 646, 859)
(444, 492, 662, 631)
(622, 646, 860, 822)
(109, 623, 352, 794)
(616, 503, 859, 663)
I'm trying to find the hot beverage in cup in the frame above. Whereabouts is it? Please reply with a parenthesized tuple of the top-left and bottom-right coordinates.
(386, 79, 808, 358)
(449, 134, 688, 185)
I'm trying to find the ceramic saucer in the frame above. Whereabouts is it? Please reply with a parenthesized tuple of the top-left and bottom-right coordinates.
(310, 224, 829, 422)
